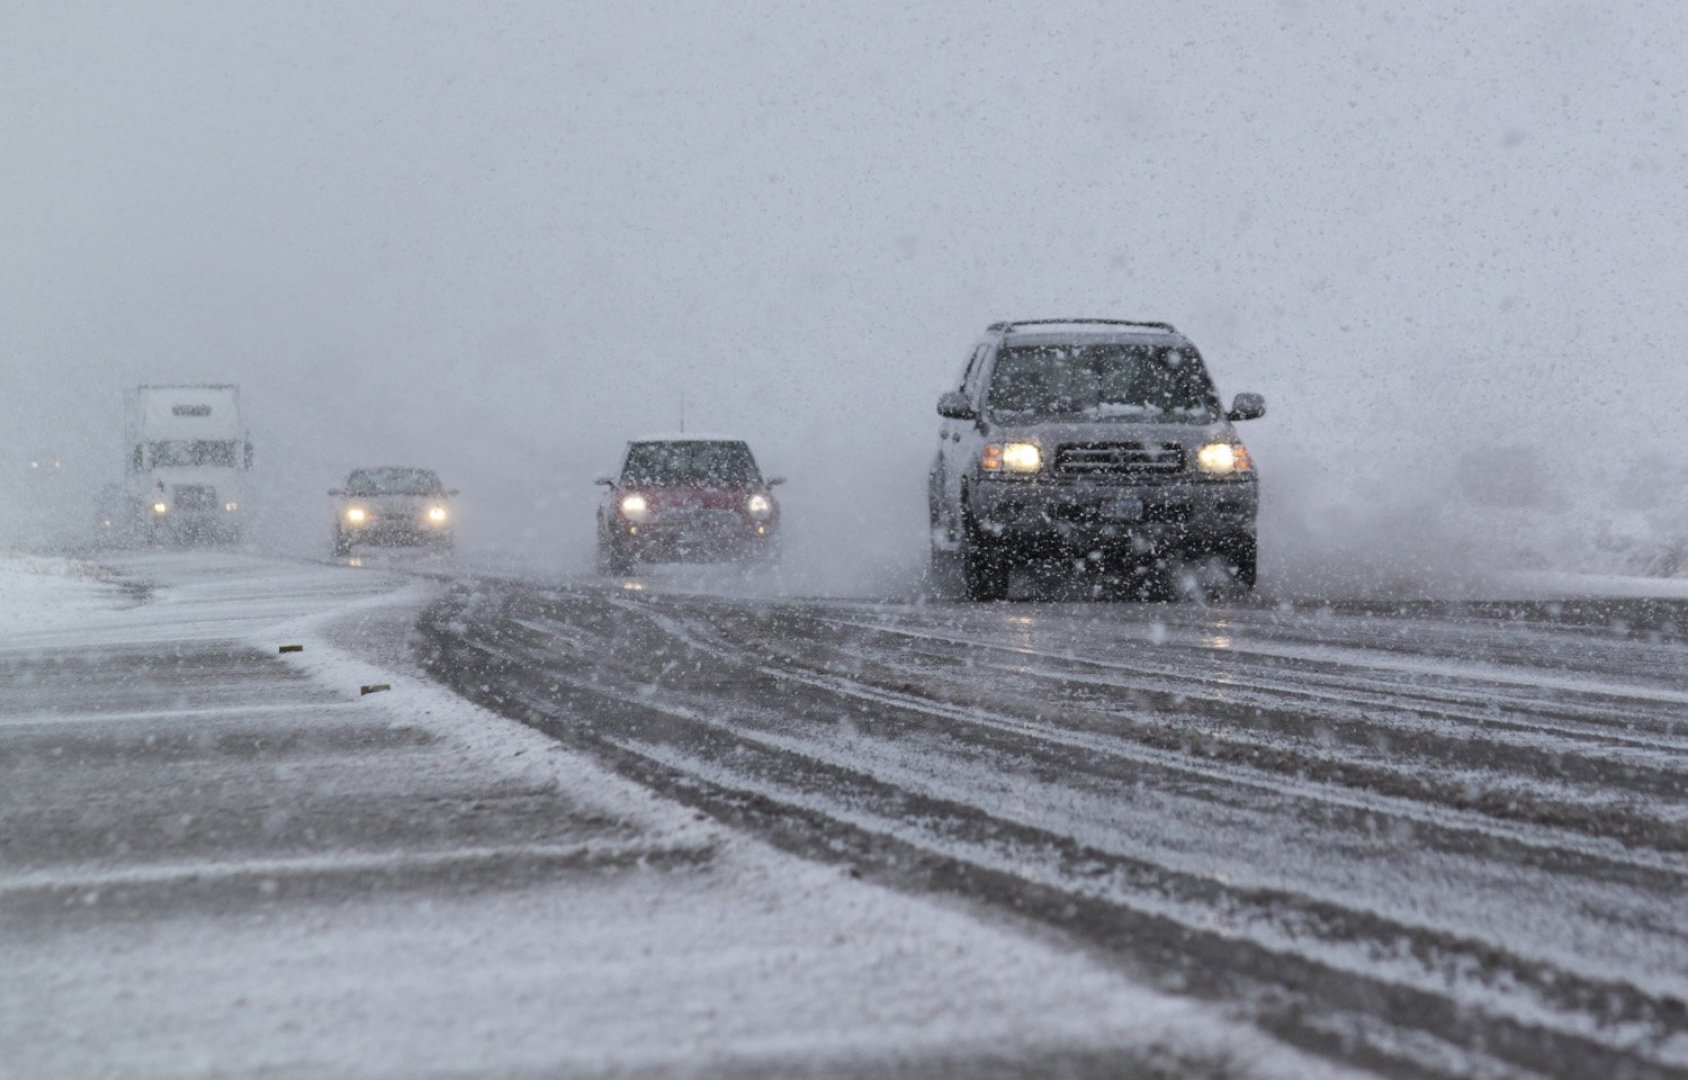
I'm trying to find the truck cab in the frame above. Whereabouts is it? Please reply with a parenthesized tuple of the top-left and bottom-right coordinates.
(126, 385, 252, 545)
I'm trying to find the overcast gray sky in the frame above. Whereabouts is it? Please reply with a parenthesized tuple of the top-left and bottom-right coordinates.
(4, 2, 1685, 585)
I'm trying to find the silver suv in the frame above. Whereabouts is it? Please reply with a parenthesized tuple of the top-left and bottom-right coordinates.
(929, 319, 1264, 600)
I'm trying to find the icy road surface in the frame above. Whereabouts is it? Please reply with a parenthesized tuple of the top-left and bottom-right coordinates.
(0, 552, 1339, 1080)
(419, 573, 1688, 1080)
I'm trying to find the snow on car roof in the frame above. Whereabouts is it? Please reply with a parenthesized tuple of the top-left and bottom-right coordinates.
(998, 322, 1185, 341)
(1002, 331, 1191, 349)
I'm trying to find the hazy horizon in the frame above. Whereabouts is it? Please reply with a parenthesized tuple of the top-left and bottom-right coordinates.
(5, 2, 1685, 594)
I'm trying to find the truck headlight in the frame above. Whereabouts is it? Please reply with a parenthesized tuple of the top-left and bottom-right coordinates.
(619, 493, 650, 522)
(982, 442, 1042, 474)
(427, 505, 448, 523)
(1195, 442, 1252, 475)
(345, 506, 368, 524)
(747, 494, 772, 519)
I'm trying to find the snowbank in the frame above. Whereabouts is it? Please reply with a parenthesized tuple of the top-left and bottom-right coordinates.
(0, 553, 131, 635)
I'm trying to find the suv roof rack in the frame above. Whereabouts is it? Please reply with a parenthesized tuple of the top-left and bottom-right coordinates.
(988, 318, 1178, 334)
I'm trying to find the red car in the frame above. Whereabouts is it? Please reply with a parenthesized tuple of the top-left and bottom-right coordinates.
(596, 437, 783, 574)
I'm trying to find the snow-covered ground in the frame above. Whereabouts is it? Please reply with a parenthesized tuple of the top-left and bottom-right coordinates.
(0, 551, 1346, 1079)
(0, 552, 135, 633)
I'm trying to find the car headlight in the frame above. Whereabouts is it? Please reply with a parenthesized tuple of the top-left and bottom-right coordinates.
(982, 442, 1042, 474)
(152, 502, 168, 515)
(224, 502, 240, 512)
(427, 505, 448, 523)
(345, 506, 368, 524)
(1195, 442, 1253, 475)
(619, 493, 650, 522)
(747, 494, 772, 519)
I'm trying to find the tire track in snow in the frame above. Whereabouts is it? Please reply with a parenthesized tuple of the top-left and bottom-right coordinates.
(418, 581, 1688, 1080)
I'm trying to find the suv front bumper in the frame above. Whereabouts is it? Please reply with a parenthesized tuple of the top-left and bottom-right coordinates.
(967, 475, 1256, 555)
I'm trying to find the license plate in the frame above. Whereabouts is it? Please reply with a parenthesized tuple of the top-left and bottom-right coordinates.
(1102, 498, 1144, 521)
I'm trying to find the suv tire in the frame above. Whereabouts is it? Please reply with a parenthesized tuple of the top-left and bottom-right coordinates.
(961, 535, 1010, 601)
(1218, 532, 1257, 591)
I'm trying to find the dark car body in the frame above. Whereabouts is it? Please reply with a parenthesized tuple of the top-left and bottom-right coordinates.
(331, 467, 457, 555)
(596, 438, 782, 573)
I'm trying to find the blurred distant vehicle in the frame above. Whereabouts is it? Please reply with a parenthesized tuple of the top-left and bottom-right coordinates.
(10, 453, 72, 549)
(330, 467, 457, 556)
(596, 437, 783, 575)
(930, 319, 1264, 600)
(94, 483, 142, 544)
(125, 385, 253, 545)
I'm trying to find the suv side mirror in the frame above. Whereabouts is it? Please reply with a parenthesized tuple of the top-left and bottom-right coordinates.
(447, 489, 461, 496)
(1227, 392, 1266, 421)
(937, 391, 977, 420)
(328, 488, 343, 497)
(766, 476, 787, 487)
(594, 476, 616, 487)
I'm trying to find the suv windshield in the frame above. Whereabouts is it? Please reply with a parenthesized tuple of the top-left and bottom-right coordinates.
(345, 468, 444, 496)
(986, 344, 1219, 422)
(623, 442, 761, 486)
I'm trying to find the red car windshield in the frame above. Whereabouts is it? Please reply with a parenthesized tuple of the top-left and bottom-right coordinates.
(622, 442, 761, 486)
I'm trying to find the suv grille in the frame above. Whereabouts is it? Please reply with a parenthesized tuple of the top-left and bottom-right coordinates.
(172, 485, 217, 511)
(1054, 442, 1184, 477)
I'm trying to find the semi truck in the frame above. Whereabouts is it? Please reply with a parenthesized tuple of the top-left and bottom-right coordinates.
(123, 385, 252, 545)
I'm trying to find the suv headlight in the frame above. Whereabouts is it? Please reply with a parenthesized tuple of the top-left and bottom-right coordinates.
(345, 506, 368, 523)
(426, 505, 448, 523)
(747, 494, 773, 519)
(982, 442, 1042, 474)
(1195, 442, 1253, 475)
(619, 493, 650, 522)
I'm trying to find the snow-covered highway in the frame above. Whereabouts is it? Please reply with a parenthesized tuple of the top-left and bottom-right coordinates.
(420, 572, 1688, 1079)
(1, 552, 1339, 1080)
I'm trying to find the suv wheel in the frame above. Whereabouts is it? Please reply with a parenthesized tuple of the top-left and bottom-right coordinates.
(961, 537, 1010, 601)
(332, 529, 352, 558)
(1218, 533, 1257, 591)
